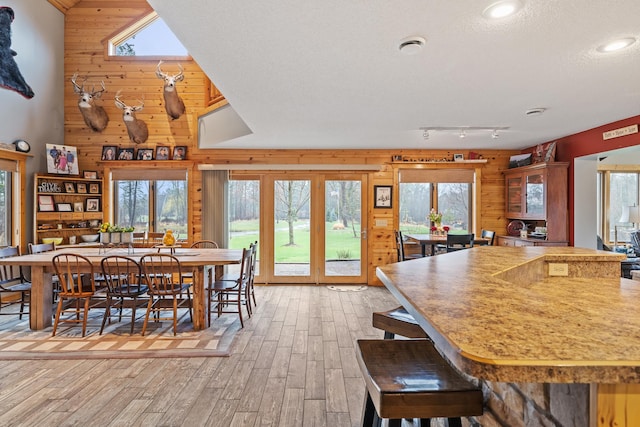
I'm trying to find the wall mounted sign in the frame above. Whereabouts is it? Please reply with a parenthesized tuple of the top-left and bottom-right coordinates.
(603, 124, 638, 141)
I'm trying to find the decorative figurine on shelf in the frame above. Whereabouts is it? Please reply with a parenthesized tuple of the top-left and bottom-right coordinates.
(163, 229, 176, 246)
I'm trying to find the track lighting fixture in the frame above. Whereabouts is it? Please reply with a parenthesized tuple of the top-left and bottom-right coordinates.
(419, 126, 509, 140)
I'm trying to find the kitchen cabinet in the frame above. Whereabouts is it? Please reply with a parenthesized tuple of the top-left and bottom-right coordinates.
(34, 174, 104, 245)
(503, 162, 568, 243)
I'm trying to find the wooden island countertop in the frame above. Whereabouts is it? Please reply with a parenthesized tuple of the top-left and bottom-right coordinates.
(376, 246, 640, 425)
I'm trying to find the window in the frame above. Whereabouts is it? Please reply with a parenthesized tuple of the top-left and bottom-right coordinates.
(114, 179, 188, 239)
(108, 12, 188, 58)
(398, 169, 473, 233)
(0, 170, 11, 246)
(601, 171, 640, 244)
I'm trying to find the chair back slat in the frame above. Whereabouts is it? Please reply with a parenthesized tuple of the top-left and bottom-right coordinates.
(190, 240, 219, 249)
(140, 253, 185, 295)
(28, 242, 56, 254)
(52, 253, 96, 296)
(446, 233, 475, 252)
(101, 255, 145, 297)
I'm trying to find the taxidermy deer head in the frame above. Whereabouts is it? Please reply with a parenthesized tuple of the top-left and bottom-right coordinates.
(114, 90, 149, 144)
(156, 61, 186, 120)
(71, 73, 109, 132)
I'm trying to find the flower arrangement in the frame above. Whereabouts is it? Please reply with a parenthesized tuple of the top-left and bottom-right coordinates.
(428, 208, 443, 224)
(99, 222, 135, 233)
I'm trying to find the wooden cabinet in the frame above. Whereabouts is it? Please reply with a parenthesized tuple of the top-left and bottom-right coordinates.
(34, 174, 104, 245)
(497, 236, 568, 247)
(503, 162, 568, 244)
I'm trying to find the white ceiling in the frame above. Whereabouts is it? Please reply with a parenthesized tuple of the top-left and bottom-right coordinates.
(147, 0, 640, 151)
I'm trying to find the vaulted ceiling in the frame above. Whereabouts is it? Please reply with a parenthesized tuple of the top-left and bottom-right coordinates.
(50, 0, 640, 151)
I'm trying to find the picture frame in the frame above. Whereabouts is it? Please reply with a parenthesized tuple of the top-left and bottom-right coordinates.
(509, 153, 533, 169)
(89, 183, 100, 194)
(76, 183, 87, 194)
(46, 144, 79, 175)
(172, 146, 187, 160)
(137, 148, 154, 160)
(38, 195, 55, 212)
(101, 145, 117, 161)
(117, 147, 135, 160)
(83, 170, 98, 179)
(56, 203, 72, 212)
(64, 182, 76, 193)
(73, 202, 84, 212)
(86, 198, 100, 212)
(374, 185, 392, 209)
(155, 146, 170, 160)
(453, 153, 464, 162)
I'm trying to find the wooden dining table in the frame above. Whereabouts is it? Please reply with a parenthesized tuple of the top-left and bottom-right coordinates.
(0, 246, 243, 331)
(404, 233, 489, 256)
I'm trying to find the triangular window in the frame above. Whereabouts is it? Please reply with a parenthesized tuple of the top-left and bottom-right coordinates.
(108, 12, 188, 57)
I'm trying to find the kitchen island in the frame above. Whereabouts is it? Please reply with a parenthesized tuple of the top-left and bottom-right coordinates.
(376, 246, 638, 426)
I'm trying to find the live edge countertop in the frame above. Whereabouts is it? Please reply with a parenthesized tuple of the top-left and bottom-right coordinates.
(375, 246, 640, 384)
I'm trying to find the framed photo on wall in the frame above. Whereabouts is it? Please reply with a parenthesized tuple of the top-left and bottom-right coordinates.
(117, 147, 134, 160)
(64, 182, 75, 193)
(374, 185, 392, 209)
(56, 203, 72, 212)
(38, 195, 55, 212)
(89, 183, 100, 194)
(46, 144, 79, 175)
(73, 202, 84, 212)
(76, 183, 87, 194)
(83, 170, 98, 179)
(101, 146, 117, 161)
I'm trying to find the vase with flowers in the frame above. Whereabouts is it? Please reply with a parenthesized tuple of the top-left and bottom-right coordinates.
(428, 208, 446, 235)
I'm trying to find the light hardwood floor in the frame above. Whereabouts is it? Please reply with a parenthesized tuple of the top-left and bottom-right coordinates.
(0, 285, 400, 427)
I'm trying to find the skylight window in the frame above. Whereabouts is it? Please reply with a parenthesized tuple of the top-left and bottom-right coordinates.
(109, 13, 188, 57)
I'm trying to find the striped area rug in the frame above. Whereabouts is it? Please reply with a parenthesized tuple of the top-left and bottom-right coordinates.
(0, 308, 240, 360)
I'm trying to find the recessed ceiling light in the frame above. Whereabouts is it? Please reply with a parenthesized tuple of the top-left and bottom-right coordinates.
(399, 36, 426, 55)
(596, 37, 636, 53)
(482, 0, 522, 19)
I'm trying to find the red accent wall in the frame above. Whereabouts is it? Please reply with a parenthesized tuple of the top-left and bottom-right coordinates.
(532, 115, 640, 244)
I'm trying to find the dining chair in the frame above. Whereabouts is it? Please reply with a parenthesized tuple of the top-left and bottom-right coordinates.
(0, 246, 31, 319)
(51, 253, 98, 337)
(446, 233, 475, 252)
(139, 253, 192, 336)
(99, 255, 149, 334)
(183, 240, 220, 285)
(394, 230, 423, 261)
(28, 242, 59, 302)
(146, 232, 165, 246)
(480, 229, 496, 246)
(207, 246, 251, 328)
(246, 241, 258, 313)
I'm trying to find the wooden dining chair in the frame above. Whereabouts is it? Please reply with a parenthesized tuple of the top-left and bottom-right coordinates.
(29, 242, 61, 302)
(395, 230, 423, 261)
(146, 232, 165, 246)
(51, 253, 98, 337)
(0, 246, 31, 319)
(446, 233, 475, 252)
(99, 255, 149, 334)
(183, 240, 220, 285)
(139, 253, 192, 336)
(207, 246, 251, 328)
(246, 241, 258, 313)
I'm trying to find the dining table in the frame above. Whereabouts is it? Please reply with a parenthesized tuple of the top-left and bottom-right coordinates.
(404, 233, 489, 256)
(0, 246, 243, 331)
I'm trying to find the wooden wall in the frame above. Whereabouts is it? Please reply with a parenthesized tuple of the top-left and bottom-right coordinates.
(64, 0, 517, 285)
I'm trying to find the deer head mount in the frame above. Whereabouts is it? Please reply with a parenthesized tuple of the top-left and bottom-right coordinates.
(71, 73, 109, 132)
(115, 90, 149, 145)
(156, 61, 186, 120)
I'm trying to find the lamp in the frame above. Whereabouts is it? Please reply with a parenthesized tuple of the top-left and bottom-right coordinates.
(615, 205, 640, 249)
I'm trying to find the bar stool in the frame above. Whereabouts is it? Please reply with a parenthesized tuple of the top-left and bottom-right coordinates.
(372, 306, 428, 339)
(356, 339, 484, 427)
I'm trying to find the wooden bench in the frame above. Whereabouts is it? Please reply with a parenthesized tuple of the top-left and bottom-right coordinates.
(356, 339, 483, 427)
(372, 306, 428, 339)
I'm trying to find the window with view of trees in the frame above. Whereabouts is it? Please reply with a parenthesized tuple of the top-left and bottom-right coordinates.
(0, 170, 11, 246)
(109, 13, 188, 57)
(114, 179, 188, 238)
(602, 171, 640, 244)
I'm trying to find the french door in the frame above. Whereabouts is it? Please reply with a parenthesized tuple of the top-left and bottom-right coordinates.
(263, 173, 367, 284)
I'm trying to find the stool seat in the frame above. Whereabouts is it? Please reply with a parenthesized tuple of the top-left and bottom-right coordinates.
(356, 339, 483, 425)
(372, 306, 428, 339)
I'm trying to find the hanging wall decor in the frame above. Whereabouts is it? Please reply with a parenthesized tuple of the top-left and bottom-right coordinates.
(156, 61, 186, 120)
(0, 7, 34, 99)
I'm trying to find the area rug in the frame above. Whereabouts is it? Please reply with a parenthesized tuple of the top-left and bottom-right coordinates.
(0, 308, 240, 360)
(326, 285, 368, 292)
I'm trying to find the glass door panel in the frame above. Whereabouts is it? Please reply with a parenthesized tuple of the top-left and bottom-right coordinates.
(273, 179, 311, 277)
(525, 173, 544, 217)
(324, 179, 362, 277)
